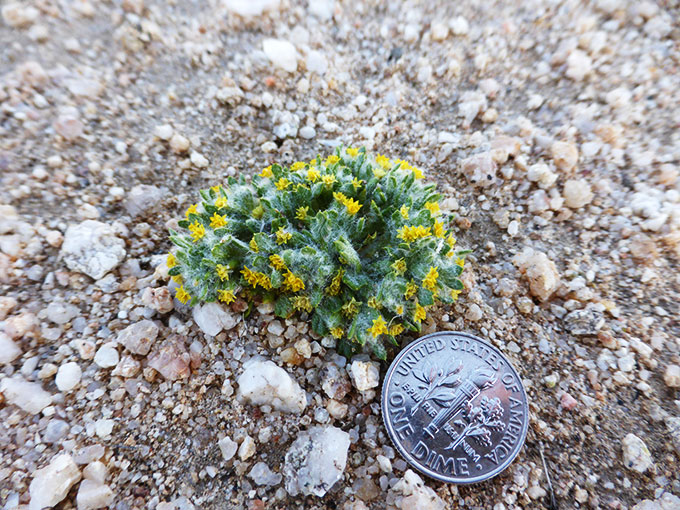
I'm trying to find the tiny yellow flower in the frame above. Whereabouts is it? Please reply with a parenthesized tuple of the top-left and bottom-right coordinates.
(211, 185, 221, 193)
(249, 237, 259, 252)
(215, 196, 227, 209)
(391, 258, 407, 275)
(367, 315, 388, 338)
(446, 234, 457, 249)
(325, 154, 340, 166)
(434, 220, 444, 238)
(295, 206, 309, 220)
(397, 225, 431, 243)
(185, 203, 198, 219)
(291, 161, 306, 171)
(367, 297, 382, 309)
(292, 295, 313, 313)
(189, 221, 205, 242)
(425, 201, 440, 216)
(275, 177, 291, 190)
(260, 165, 273, 178)
(396, 305, 404, 315)
(307, 169, 320, 182)
(372, 167, 386, 179)
(175, 285, 191, 304)
(333, 191, 348, 203)
(412, 167, 424, 179)
(414, 303, 427, 323)
(330, 326, 344, 339)
(241, 266, 258, 287)
(400, 205, 409, 220)
(275, 227, 292, 245)
(269, 254, 286, 271)
(346, 147, 360, 157)
(171, 274, 183, 284)
(216, 264, 230, 281)
(344, 197, 362, 215)
(455, 257, 465, 268)
(375, 154, 391, 169)
(295, 183, 310, 192)
(284, 270, 305, 292)
(352, 177, 363, 190)
(167, 253, 177, 268)
(423, 266, 439, 292)
(389, 324, 405, 336)
(342, 297, 360, 317)
(210, 213, 227, 229)
(321, 174, 336, 187)
(217, 289, 236, 304)
(451, 289, 462, 301)
(257, 272, 272, 290)
(404, 280, 418, 299)
(327, 269, 344, 296)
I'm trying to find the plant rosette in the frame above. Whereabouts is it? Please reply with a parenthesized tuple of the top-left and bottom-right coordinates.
(167, 147, 469, 360)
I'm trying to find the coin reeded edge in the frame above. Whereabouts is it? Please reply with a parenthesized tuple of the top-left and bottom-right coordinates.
(380, 331, 530, 484)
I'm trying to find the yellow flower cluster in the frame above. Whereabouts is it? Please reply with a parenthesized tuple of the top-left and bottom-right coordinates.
(189, 221, 205, 242)
(291, 161, 306, 171)
(260, 165, 273, 178)
(249, 237, 259, 252)
(307, 169, 320, 182)
(215, 264, 230, 281)
(210, 213, 227, 229)
(394, 159, 424, 179)
(185, 204, 198, 218)
(326, 155, 340, 166)
(389, 324, 405, 336)
(434, 220, 444, 238)
(391, 258, 407, 275)
(215, 196, 227, 209)
(327, 269, 344, 295)
(400, 205, 409, 219)
(397, 225, 431, 243)
(275, 177, 291, 190)
(375, 154, 391, 169)
(321, 174, 336, 187)
(176, 285, 191, 304)
(276, 227, 292, 245)
(330, 326, 344, 339)
(414, 302, 427, 322)
(367, 316, 388, 337)
(295, 206, 309, 220)
(346, 147, 360, 157)
(167, 253, 177, 268)
(404, 281, 418, 299)
(217, 289, 236, 304)
(241, 266, 272, 290)
(342, 297, 360, 317)
(333, 192, 362, 215)
(292, 295, 313, 312)
(425, 201, 440, 216)
(283, 270, 305, 292)
(269, 254, 286, 271)
(423, 266, 439, 292)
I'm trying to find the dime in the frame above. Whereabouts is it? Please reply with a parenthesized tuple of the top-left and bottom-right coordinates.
(381, 332, 529, 484)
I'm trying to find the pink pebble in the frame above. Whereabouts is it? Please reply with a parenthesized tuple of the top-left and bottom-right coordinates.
(560, 392, 578, 411)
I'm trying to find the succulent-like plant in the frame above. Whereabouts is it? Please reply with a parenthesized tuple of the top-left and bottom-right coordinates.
(167, 147, 468, 359)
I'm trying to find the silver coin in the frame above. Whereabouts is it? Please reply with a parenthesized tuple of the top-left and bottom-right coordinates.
(381, 332, 529, 484)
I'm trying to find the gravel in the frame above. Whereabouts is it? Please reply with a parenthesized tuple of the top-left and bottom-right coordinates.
(1, 0, 679, 508)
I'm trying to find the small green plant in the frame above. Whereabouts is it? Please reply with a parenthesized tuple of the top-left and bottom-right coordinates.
(167, 147, 468, 359)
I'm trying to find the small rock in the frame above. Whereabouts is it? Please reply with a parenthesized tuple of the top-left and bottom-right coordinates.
(564, 309, 605, 335)
(94, 419, 114, 438)
(147, 335, 191, 381)
(117, 320, 159, 356)
(61, 221, 126, 280)
(190, 152, 209, 168)
(239, 435, 256, 460)
(93, 344, 119, 368)
(237, 358, 307, 413)
(249, 462, 282, 486)
(632, 493, 680, 510)
(193, 302, 238, 337)
(111, 355, 140, 378)
(224, 0, 280, 17)
(527, 163, 557, 189)
(284, 425, 350, 497)
(169, 134, 190, 153)
(141, 287, 174, 314)
(29, 454, 81, 510)
(262, 38, 298, 73)
(44, 419, 70, 443)
(560, 392, 578, 411)
(665, 417, 680, 457)
(54, 110, 84, 140)
(565, 50, 592, 81)
(306, 50, 328, 75)
(218, 436, 238, 461)
(622, 433, 653, 473)
(320, 362, 351, 400)
(389, 469, 446, 510)
(154, 124, 174, 141)
(663, 364, 680, 388)
(550, 141, 579, 173)
(2, 3, 39, 27)
(0, 376, 52, 414)
(82, 461, 107, 484)
(299, 126, 316, 139)
(0, 332, 22, 364)
(76, 480, 114, 510)
(349, 358, 380, 392)
(124, 185, 164, 216)
(430, 22, 449, 41)
(513, 248, 561, 302)
(55, 362, 82, 392)
(465, 303, 483, 321)
(459, 153, 497, 187)
(449, 16, 469, 36)
(563, 179, 593, 209)
(46, 301, 79, 325)
(0, 296, 17, 320)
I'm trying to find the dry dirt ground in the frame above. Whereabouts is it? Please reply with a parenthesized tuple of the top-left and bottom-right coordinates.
(1, 1, 680, 509)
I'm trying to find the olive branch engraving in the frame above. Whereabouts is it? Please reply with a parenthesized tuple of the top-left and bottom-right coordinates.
(445, 396, 505, 451)
(410, 361, 463, 416)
